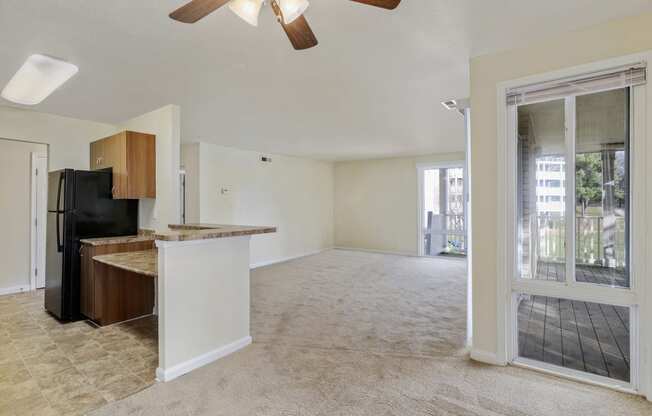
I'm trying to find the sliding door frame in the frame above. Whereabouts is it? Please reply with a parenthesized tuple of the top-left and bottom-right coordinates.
(416, 160, 466, 257)
(496, 52, 651, 397)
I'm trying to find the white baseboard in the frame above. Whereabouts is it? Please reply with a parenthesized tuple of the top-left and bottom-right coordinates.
(156, 336, 252, 382)
(333, 246, 418, 257)
(0, 285, 31, 296)
(250, 248, 332, 269)
(470, 349, 506, 366)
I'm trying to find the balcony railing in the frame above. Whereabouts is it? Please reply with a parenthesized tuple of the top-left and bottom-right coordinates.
(537, 215, 626, 267)
(424, 213, 466, 255)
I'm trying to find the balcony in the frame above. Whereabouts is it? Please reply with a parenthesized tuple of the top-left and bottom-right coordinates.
(535, 215, 627, 286)
(423, 213, 466, 256)
(517, 215, 630, 382)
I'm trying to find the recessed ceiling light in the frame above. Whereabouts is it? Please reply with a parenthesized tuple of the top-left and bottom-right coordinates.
(1, 54, 78, 106)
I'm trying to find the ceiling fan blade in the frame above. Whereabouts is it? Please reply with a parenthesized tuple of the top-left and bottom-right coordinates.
(270, 1, 318, 50)
(169, 0, 231, 23)
(281, 15, 319, 50)
(349, 0, 401, 10)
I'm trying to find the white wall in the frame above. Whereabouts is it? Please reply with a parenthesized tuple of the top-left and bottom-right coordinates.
(0, 106, 116, 171)
(334, 152, 465, 255)
(0, 106, 116, 294)
(119, 105, 181, 230)
(182, 142, 334, 267)
(0, 139, 47, 293)
(469, 11, 652, 378)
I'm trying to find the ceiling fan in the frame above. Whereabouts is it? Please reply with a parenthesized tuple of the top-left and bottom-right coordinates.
(169, 0, 401, 51)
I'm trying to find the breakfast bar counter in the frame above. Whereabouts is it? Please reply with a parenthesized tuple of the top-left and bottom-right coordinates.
(80, 234, 155, 247)
(93, 249, 158, 277)
(154, 223, 276, 241)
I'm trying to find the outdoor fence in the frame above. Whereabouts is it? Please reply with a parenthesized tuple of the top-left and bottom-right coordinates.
(424, 213, 466, 255)
(537, 215, 626, 267)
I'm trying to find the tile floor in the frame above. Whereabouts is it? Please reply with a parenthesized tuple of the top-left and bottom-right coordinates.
(0, 290, 158, 416)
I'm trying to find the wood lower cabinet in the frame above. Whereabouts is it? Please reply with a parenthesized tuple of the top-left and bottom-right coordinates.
(93, 263, 155, 326)
(80, 241, 155, 325)
(90, 131, 156, 199)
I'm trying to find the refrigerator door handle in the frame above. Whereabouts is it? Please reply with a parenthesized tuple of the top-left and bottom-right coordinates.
(56, 173, 64, 252)
(56, 213, 63, 253)
(56, 172, 64, 212)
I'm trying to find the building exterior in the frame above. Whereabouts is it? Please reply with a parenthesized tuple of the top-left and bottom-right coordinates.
(535, 156, 565, 216)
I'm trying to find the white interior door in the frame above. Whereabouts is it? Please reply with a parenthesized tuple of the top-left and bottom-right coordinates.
(31, 153, 48, 289)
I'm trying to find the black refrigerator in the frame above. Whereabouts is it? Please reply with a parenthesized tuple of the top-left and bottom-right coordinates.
(45, 169, 138, 321)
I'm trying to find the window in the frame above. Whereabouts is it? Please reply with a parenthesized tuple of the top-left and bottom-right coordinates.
(507, 59, 649, 392)
(420, 165, 466, 257)
(514, 85, 637, 386)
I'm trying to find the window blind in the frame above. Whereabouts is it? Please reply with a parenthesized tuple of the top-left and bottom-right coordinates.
(506, 63, 646, 106)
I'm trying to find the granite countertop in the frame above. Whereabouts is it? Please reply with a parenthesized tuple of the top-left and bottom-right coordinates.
(80, 232, 155, 246)
(93, 250, 158, 277)
(154, 223, 277, 242)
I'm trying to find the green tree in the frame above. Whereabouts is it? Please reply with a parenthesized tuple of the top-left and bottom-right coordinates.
(575, 153, 602, 215)
(614, 151, 626, 208)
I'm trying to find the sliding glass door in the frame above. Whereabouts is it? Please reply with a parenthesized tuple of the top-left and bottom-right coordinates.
(419, 164, 466, 257)
(512, 85, 640, 387)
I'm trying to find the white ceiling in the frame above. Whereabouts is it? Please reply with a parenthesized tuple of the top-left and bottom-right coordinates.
(1, 1, 651, 161)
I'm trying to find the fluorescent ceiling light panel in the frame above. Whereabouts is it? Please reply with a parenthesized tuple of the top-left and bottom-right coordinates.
(1, 54, 78, 105)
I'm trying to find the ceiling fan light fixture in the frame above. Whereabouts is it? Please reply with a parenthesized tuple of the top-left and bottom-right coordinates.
(228, 0, 264, 26)
(278, 0, 309, 24)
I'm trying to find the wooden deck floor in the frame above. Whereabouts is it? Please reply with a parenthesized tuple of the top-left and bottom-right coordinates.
(535, 261, 629, 288)
(517, 291, 630, 382)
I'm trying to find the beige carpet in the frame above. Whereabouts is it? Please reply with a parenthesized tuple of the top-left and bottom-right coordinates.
(90, 249, 652, 416)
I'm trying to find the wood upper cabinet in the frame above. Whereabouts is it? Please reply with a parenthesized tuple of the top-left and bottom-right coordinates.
(90, 131, 156, 199)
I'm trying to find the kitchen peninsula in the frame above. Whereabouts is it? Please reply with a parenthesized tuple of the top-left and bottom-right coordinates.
(82, 223, 275, 381)
(154, 223, 275, 381)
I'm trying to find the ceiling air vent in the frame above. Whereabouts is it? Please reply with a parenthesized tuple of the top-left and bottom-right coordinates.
(441, 100, 458, 111)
